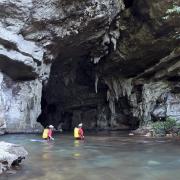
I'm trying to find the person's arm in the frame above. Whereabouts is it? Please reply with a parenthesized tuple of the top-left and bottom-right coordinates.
(78, 128, 84, 139)
(48, 129, 54, 140)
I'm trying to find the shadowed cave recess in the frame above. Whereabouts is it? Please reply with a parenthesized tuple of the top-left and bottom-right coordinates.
(37, 53, 138, 131)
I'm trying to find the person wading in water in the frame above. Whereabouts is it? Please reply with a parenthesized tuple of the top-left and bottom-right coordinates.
(42, 125, 54, 141)
(74, 123, 84, 140)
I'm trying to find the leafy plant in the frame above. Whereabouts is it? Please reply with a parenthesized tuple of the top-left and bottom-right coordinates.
(163, 117, 176, 133)
(152, 117, 177, 136)
(152, 121, 165, 136)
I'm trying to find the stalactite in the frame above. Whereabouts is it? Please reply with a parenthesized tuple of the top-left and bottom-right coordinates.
(109, 30, 120, 51)
(109, 100, 116, 115)
(95, 74, 99, 93)
(92, 57, 101, 64)
(119, 78, 133, 98)
(105, 77, 133, 102)
(104, 77, 135, 126)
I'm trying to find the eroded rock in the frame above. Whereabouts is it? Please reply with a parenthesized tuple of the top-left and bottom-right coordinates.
(152, 92, 180, 122)
(0, 141, 28, 174)
(0, 73, 43, 133)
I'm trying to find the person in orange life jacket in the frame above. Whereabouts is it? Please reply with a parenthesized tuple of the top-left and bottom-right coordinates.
(48, 125, 54, 140)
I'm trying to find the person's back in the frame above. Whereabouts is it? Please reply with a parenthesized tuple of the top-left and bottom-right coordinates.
(42, 128, 49, 139)
(74, 123, 84, 140)
(74, 127, 79, 139)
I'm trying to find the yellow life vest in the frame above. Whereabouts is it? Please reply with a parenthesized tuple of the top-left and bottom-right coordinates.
(42, 129, 49, 139)
(74, 127, 79, 138)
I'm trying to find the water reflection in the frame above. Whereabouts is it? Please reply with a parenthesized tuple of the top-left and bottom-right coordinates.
(73, 140, 81, 158)
(74, 140, 80, 147)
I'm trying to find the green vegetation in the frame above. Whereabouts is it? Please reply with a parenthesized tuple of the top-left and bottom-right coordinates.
(152, 117, 180, 136)
(166, 5, 180, 14)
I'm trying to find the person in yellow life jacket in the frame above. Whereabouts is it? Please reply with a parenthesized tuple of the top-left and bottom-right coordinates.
(74, 123, 84, 140)
(42, 125, 54, 140)
(42, 127, 49, 139)
(74, 127, 79, 139)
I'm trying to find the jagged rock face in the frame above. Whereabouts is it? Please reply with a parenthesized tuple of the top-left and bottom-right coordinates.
(98, 0, 180, 77)
(0, 73, 42, 133)
(152, 91, 180, 122)
(98, 0, 180, 127)
(0, 0, 179, 132)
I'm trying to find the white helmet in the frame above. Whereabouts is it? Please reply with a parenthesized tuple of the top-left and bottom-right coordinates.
(78, 123, 83, 127)
(49, 125, 54, 128)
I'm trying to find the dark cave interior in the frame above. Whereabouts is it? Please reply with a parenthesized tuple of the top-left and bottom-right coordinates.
(37, 54, 138, 131)
(123, 0, 134, 8)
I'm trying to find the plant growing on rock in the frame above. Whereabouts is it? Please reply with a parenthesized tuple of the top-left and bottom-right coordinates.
(152, 121, 166, 136)
(152, 117, 177, 136)
(164, 117, 176, 133)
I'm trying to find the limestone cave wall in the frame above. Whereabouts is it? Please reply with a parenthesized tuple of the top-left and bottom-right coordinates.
(0, 0, 179, 133)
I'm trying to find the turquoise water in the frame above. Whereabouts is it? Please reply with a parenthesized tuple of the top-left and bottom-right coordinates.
(0, 133, 180, 180)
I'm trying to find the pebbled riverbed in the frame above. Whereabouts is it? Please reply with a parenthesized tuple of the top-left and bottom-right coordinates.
(0, 132, 180, 180)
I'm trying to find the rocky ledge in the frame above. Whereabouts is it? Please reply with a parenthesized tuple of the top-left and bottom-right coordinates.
(0, 142, 28, 174)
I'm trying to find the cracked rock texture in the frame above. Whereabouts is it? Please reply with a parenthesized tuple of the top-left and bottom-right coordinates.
(0, 0, 179, 132)
(0, 141, 28, 174)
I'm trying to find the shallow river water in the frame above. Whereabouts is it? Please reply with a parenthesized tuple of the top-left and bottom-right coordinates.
(0, 132, 180, 180)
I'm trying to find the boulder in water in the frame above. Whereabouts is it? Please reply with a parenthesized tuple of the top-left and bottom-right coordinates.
(0, 141, 28, 174)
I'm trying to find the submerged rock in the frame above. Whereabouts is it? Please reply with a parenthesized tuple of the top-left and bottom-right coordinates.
(0, 141, 28, 174)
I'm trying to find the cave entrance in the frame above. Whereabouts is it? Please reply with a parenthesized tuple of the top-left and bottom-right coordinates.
(37, 56, 109, 131)
(37, 55, 138, 131)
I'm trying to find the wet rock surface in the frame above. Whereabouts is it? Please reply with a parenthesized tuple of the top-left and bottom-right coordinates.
(0, 0, 179, 132)
(0, 141, 28, 174)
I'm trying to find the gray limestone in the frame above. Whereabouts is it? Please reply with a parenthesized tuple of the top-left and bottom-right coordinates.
(0, 141, 28, 174)
(0, 0, 179, 131)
